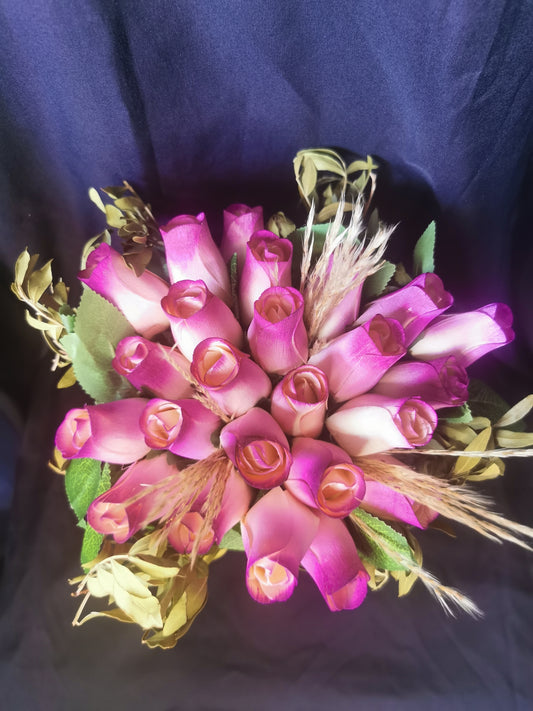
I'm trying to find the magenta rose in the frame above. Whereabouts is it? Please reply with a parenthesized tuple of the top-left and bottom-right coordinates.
(140, 398, 221, 460)
(270, 364, 329, 437)
(161, 279, 243, 360)
(409, 302, 515, 367)
(356, 273, 453, 345)
(241, 487, 319, 604)
(248, 286, 308, 375)
(286, 438, 366, 518)
(372, 355, 469, 409)
(190, 338, 271, 418)
(219, 203, 264, 266)
(220, 407, 292, 489)
(55, 398, 150, 464)
(309, 314, 405, 401)
(78, 243, 170, 338)
(301, 513, 369, 611)
(326, 393, 437, 456)
(160, 212, 231, 303)
(87, 455, 179, 544)
(239, 232, 293, 325)
(112, 336, 193, 400)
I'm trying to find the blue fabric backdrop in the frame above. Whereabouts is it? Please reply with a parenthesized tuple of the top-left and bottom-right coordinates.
(1, 1, 532, 709)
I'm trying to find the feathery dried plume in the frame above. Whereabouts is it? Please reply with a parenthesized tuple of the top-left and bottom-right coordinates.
(356, 456, 533, 551)
(351, 510, 482, 617)
(300, 197, 395, 346)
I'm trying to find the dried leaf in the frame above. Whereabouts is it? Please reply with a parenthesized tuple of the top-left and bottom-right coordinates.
(495, 430, 533, 448)
(88, 187, 106, 213)
(57, 365, 77, 389)
(13, 249, 31, 287)
(127, 555, 181, 579)
(494, 394, 533, 428)
(162, 594, 188, 636)
(453, 427, 492, 474)
(105, 204, 125, 228)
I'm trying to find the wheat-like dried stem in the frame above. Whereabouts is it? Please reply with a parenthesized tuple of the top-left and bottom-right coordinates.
(300, 198, 395, 346)
(355, 456, 533, 551)
(392, 448, 533, 458)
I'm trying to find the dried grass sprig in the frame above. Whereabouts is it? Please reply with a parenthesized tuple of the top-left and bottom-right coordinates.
(356, 457, 533, 551)
(300, 198, 395, 347)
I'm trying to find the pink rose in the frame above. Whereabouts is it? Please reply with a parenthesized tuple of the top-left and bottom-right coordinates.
(167, 468, 253, 554)
(286, 438, 366, 518)
(140, 398, 221, 460)
(220, 408, 292, 489)
(161, 279, 243, 360)
(326, 393, 437, 456)
(78, 243, 169, 338)
(270, 364, 329, 437)
(160, 212, 231, 303)
(301, 514, 369, 611)
(372, 355, 469, 409)
(190, 338, 271, 418)
(356, 273, 453, 345)
(239, 232, 293, 325)
(362, 477, 438, 529)
(409, 302, 515, 367)
(112, 336, 193, 400)
(219, 203, 264, 266)
(241, 487, 319, 604)
(248, 286, 308, 375)
(309, 315, 405, 401)
(87, 455, 178, 543)
(55, 398, 150, 464)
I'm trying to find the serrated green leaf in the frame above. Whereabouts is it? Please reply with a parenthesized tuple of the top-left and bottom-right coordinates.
(413, 222, 435, 275)
(80, 525, 104, 566)
(351, 509, 415, 572)
(467, 379, 510, 423)
(361, 260, 396, 301)
(219, 527, 245, 551)
(65, 458, 103, 521)
(60, 287, 135, 402)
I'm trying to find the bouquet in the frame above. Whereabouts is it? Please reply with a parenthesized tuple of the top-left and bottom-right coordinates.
(12, 149, 533, 649)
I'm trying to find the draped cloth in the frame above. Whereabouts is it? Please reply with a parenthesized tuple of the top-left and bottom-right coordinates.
(0, 2, 532, 708)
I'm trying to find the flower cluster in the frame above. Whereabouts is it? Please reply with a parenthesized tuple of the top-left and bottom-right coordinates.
(55, 203, 515, 612)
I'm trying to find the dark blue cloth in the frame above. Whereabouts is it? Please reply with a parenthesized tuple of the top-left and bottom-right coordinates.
(1, 1, 532, 709)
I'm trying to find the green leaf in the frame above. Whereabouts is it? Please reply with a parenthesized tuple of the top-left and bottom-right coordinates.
(219, 527, 245, 551)
(467, 379, 510, 423)
(60, 287, 135, 403)
(413, 222, 436, 275)
(80, 525, 104, 566)
(65, 458, 103, 522)
(59, 305, 76, 334)
(439, 403, 473, 424)
(351, 510, 415, 572)
(361, 260, 396, 301)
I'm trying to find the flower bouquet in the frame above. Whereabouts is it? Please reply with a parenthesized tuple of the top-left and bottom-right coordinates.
(12, 149, 533, 649)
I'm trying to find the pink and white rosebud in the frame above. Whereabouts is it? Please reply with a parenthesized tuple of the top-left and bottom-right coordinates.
(161, 279, 243, 360)
(220, 203, 264, 266)
(241, 487, 319, 604)
(87, 455, 179, 544)
(239, 232, 293, 325)
(372, 355, 469, 409)
(220, 407, 292, 489)
(409, 303, 515, 367)
(167, 512, 216, 556)
(309, 315, 406, 402)
(270, 364, 329, 438)
(55, 398, 151, 464)
(248, 286, 308, 375)
(112, 336, 193, 400)
(140, 398, 221, 460)
(160, 212, 231, 303)
(316, 282, 363, 342)
(356, 273, 453, 345)
(190, 338, 272, 418)
(78, 243, 170, 338)
(301, 514, 369, 611)
(286, 438, 366, 518)
(362, 477, 438, 529)
(167, 468, 253, 554)
(326, 393, 437, 457)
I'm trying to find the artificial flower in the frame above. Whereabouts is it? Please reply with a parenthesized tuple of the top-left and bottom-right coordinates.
(219, 203, 264, 266)
(270, 364, 329, 437)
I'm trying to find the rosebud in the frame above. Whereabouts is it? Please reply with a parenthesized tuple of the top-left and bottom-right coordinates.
(220, 203, 264, 267)
(270, 364, 329, 437)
